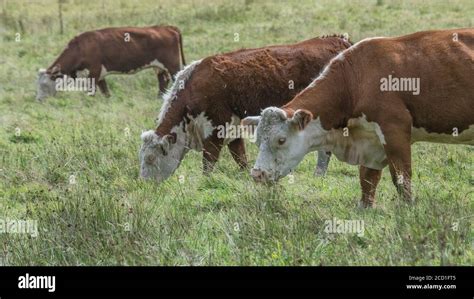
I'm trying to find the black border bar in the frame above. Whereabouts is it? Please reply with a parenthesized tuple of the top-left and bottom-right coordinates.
(0, 266, 472, 298)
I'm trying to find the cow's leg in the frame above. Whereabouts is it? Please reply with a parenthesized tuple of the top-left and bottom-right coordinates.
(314, 151, 331, 176)
(227, 138, 248, 170)
(87, 67, 102, 97)
(386, 143, 412, 202)
(157, 71, 171, 96)
(378, 119, 413, 202)
(202, 135, 224, 174)
(97, 80, 110, 98)
(359, 166, 382, 208)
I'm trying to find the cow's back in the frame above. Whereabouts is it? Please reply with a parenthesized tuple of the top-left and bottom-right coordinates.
(351, 29, 474, 137)
(192, 37, 351, 120)
(70, 26, 179, 72)
(403, 29, 474, 135)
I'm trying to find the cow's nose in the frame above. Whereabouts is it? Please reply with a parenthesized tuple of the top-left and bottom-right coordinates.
(251, 168, 268, 183)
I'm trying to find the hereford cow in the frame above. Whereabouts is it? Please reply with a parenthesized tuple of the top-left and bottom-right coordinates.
(36, 25, 185, 101)
(139, 36, 352, 183)
(244, 29, 474, 208)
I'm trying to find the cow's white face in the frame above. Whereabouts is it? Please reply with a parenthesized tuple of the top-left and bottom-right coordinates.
(243, 107, 325, 183)
(36, 69, 56, 101)
(139, 130, 186, 183)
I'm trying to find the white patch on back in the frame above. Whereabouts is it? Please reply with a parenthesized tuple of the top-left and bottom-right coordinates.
(157, 60, 203, 126)
(411, 125, 474, 145)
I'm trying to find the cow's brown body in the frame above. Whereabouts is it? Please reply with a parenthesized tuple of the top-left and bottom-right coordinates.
(46, 25, 185, 96)
(156, 36, 352, 172)
(280, 29, 474, 206)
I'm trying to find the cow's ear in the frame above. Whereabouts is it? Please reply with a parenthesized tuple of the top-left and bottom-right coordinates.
(50, 65, 61, 76)
(160, 134, 176, 155)
(241, 116, 261, 127)
(163, 133, 177, 145)
(290, 109, 313, 131)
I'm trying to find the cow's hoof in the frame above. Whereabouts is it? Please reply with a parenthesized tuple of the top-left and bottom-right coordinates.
(358, 200, 375, 209)
(314, 168, 327, 177)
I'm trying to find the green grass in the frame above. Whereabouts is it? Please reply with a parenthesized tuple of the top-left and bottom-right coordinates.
(0, 0, 473, 265)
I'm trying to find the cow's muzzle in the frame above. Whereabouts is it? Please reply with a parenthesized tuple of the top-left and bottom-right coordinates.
(251, 168, 274, 184)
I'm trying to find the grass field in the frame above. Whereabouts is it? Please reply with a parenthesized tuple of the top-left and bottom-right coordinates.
(0, 0, 473, 266)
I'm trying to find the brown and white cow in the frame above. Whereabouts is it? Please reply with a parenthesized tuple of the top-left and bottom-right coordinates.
(139, 35, 352, 183)
(36, 25, 185, 101)
(244, 29, 474, 207)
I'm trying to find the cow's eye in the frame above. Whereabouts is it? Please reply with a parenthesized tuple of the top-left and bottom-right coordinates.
(278, 138, 286, 145)
(146, 155, 156, 164)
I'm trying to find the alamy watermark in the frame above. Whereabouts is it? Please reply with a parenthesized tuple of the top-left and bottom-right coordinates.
(216, 123, 257, 142)
(0, 218, 38, 238)
(380, 74, 420, 95)
(18, 273, 55, 293)
(55, 75, 96, 95)
(324, 217, 364, 237)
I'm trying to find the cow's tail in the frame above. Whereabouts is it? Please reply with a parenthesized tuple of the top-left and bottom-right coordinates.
(178, 30, 186, 68)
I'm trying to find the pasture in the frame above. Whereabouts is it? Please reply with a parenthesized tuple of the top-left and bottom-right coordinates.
(0, 0, 473, 265)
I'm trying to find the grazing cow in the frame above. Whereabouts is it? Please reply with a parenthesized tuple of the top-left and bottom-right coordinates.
(139, 36, 352, 183)
(244, 29, 474, 207)
(36, 25, 185, 101)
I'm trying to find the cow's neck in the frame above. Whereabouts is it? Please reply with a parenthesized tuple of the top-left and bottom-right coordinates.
(49, 46, 81, 76)
(300, 117, 387, 170)
(156, 103, 190, 150)
(156, 99, 187, 137)
(282, 65, 353, 131)
(156, 104, 213, 152)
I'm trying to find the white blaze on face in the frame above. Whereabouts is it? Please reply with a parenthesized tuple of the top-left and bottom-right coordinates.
(139, 112, 216, 184)
(244, 107, 324, 182)
(139, 126, 187, 183)
(36, 68, 56, 101)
